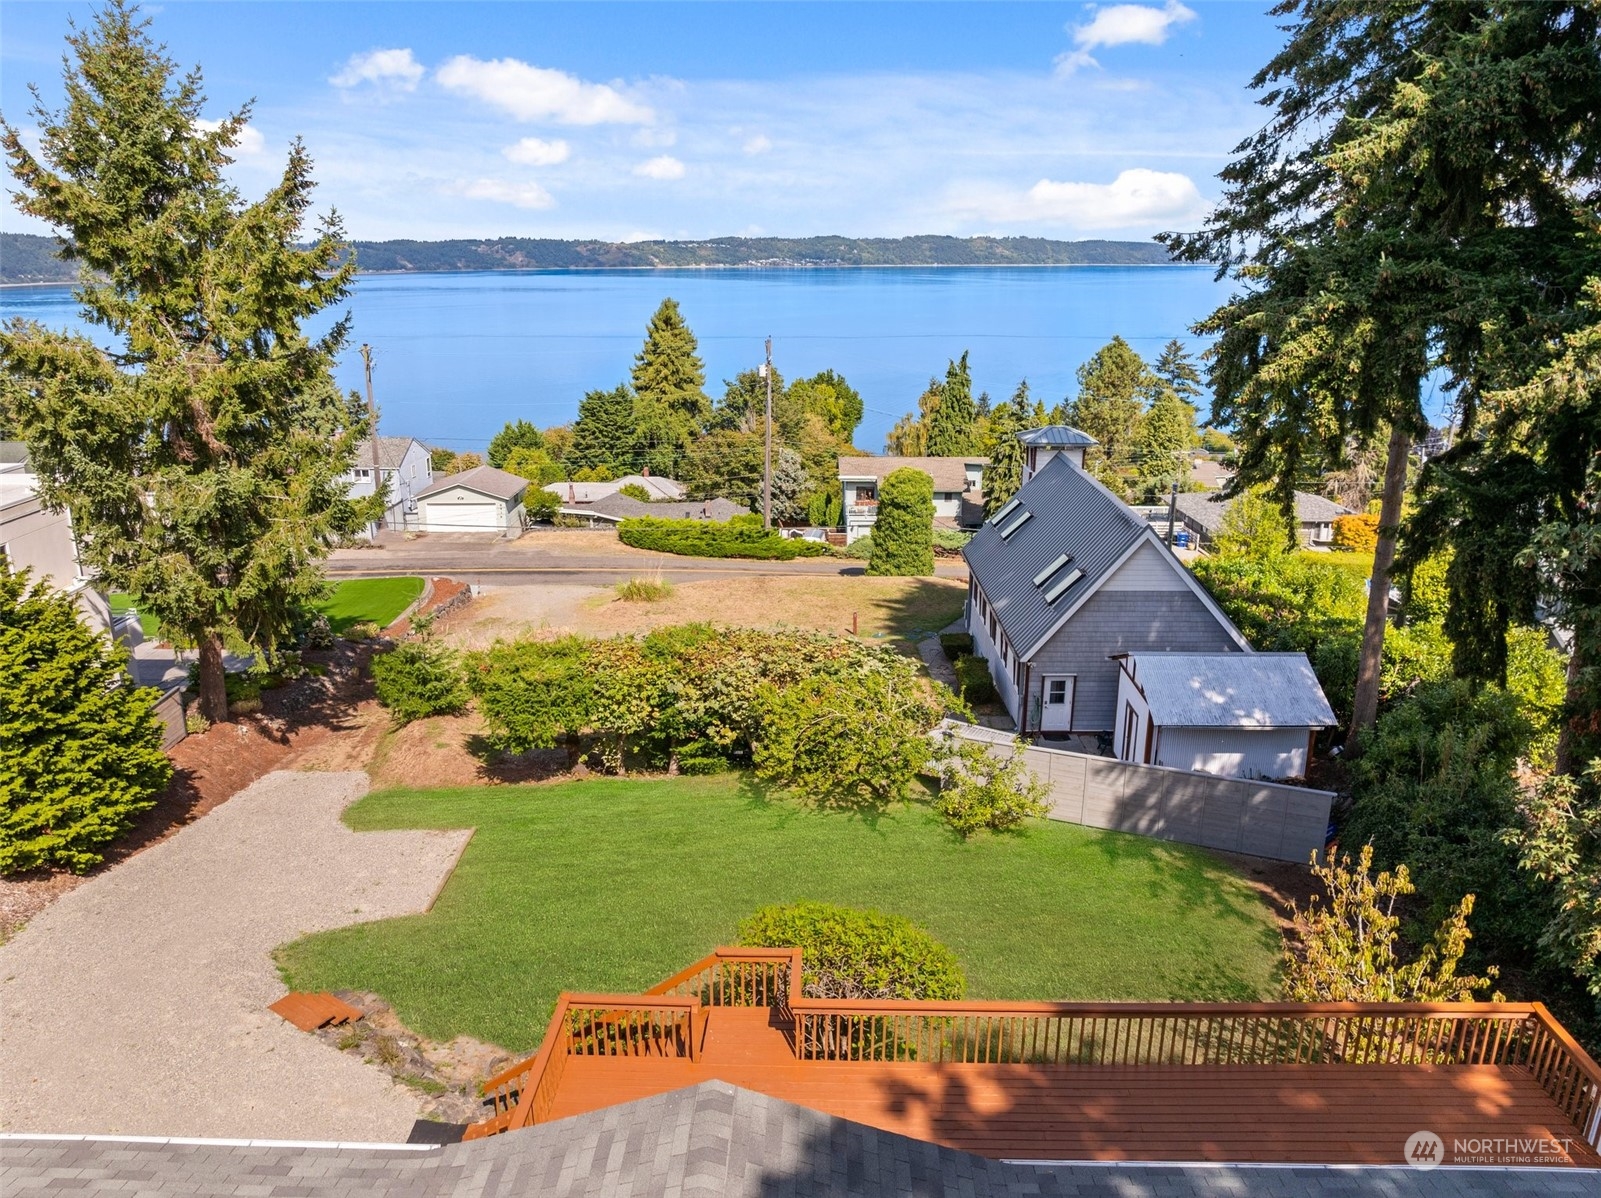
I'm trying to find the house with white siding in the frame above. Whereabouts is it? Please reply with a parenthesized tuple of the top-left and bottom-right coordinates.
(837, 456, 987, 544)
(1112, 652, 1336, 780)
(343, 436, 435, 532)
(413, 465, 528, 534)
(0, 443, 109, 632)
(963, 427, 1259, 737)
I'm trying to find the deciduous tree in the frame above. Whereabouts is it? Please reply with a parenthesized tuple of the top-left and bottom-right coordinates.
(1066, 337, 1151, 498)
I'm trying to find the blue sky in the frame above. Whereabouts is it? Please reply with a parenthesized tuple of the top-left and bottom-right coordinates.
(2, 2, 1286, 242)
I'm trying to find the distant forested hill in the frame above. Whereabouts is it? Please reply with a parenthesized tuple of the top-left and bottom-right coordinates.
(2, 231, 1173, 284)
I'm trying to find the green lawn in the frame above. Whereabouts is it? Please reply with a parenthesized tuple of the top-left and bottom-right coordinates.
(108, 593, 159, 638)
(277, 776, 1282, 1053)
(311, 576, 425, 632)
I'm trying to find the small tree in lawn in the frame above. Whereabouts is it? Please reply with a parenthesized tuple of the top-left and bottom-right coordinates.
(934, 737, 1051, 838)
(1283, 844, 1497, 1004)
(867, 467, 934, 576)
(1, 570, 172, 873)
(0, 2, 375, 723)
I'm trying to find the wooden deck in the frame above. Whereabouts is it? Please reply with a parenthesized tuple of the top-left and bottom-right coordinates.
(544, 1006, 1601, 1165)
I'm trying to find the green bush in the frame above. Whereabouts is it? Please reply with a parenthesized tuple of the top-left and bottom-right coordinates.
(617, 514, 830, 560)
(738, 901, 965, 1000)
(933, 738, 1051, 838)
(842, 533, 873, 560)
(938, 632, 973, 660)
(1, 571, 172, 873)
(371, 641, 469, 726)
(524, 488, 561, 522)
(952, 655, 995, 704)
(866, 468, 934, 576)
(932, 527, 972, 553)
(617, 482, 653, 502)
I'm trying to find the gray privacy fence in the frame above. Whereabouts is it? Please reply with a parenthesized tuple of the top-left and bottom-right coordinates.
(942, 722, 1334, 864)
(151, 685, 188, 749)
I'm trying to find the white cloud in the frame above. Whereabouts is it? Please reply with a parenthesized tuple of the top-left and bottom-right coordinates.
(331, 48, 425, 92)
(455, 178, 557, 209)
(502, 137, 570, 166)
(194, 118, 266, 156)
(633, 155, 686, 181)
(947, 168, 1206, 230)
(632, 127, 677, 148)
(1055, 2, 1197, 75)
(742, 134, 773, 156)
(436, 56, 653, 125)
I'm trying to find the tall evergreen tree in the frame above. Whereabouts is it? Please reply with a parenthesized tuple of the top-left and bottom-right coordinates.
(0, 1, 374, 722)
(925, 351, 976, 456)
(631, 297, 710, 425)
(1066, 337, 1152, 498)
(567, 384, 637, 476)
(982, 381, 1030, 516)
(1154, 340, 1204, 408)
(1132, 387, 1198, 502)
(487, 419, 544, 469)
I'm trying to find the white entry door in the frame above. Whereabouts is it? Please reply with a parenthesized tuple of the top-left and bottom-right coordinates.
(1040, 675, 1074, 732)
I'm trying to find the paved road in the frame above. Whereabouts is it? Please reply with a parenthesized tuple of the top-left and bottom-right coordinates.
(327, 537, 968, 586)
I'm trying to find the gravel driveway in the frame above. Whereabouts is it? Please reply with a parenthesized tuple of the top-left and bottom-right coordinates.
(0, 771, 472, 1141)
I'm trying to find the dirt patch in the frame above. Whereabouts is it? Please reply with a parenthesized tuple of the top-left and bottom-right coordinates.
(0, 642, 386, 941)
(1206, 848, 1323, 947)
(313, 991, 516, 1127)
(368, 711, 571, 789)
(387, 576, 473, 638)
(439, 574, 969, 652)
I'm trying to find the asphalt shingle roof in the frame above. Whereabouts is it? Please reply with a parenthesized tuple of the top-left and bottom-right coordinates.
(837, 455, 987, 493)
(352, 436, 424, 470)
(546, 475, 687, 503)
(415, 465, 529, 502)
(962, 453, 1150, 658)
(1125, 652, 1337, 728)
(578, 494, 750, 522)
(1174, 489, 1348, 534)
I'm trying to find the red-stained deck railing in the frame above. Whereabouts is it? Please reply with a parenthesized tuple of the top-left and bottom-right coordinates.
(466, 948, 1601, 1153)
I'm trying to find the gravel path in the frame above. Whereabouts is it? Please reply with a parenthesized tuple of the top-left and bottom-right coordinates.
(0, 771, 472, 1140)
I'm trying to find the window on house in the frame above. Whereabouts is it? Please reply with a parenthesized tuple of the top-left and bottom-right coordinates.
(1122, 703, 1139, 761)
(998, 509, 1033, 540)
(354, 468, 371, 479)
(1047, 678, 1068, 705)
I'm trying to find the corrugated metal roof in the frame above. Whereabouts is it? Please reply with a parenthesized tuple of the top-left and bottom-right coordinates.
(1017, 425, 1097, 448)
(1127, 652, 1337, 728)
(962, 453, 1149, 657)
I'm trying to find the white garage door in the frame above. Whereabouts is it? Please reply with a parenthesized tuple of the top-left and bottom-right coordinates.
(423, 502, 498, 529)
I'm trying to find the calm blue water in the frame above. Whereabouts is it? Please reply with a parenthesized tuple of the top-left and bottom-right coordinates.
(1, 267, 1232, 453)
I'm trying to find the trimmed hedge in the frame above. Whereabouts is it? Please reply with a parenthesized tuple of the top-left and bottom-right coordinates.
(952, 655, 996, 704)
(939, 632, 973, 660)
(738, 901, 965, 1000)
(866, 468, 935, 576)
(617, 514, 830, 560)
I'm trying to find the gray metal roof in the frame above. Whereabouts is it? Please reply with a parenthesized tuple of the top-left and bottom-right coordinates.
(1125, 652, 1337, 728)
(415, 465, 529, 502)
(963, 453, 1150, 658)
(1017, 425, 1098, 448)
(1175, 489, 1348, 534)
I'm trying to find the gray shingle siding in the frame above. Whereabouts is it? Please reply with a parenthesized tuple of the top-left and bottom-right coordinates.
(1027, 589, 1244, 732)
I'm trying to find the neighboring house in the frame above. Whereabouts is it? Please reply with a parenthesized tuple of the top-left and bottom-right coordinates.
(1112, 652, 1337, 780)
(413, 465, 528, 533)
(1187, 456, 1235, 490)
(1174, 489, 1349, 549)
(342, 436, 435, 532)
(836, 455, 987, 544)
(0, 443, 109, 632)
(1017, 425, 1096, 484)
(559, 494, 750, 526)
(545, 474, 687, 506)
(963, 434, 1250, 735)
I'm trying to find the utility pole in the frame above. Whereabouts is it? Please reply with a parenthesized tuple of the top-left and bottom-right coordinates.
(762, 336, 773, 530)
(1166, 479, 1179, 548)
(361, 344, 381, 541)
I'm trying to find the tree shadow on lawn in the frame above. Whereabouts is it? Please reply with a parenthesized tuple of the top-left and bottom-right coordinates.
(1086, 824, 1288, 938)
(462, 733, 580, 785)
(734, 771, 907, 835)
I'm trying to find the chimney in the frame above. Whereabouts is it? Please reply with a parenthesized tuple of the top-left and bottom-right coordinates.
(641, 466, 651, 477)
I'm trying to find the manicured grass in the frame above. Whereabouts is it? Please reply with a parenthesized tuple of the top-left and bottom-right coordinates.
(108, 593, 159, 638)
(311, 576, 425, 632)
(277, 775, 1282, 1052)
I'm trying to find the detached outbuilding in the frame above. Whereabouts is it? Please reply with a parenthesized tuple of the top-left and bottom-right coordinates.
(414, 465, 528, 533)
(1112, 652, 1337, 781)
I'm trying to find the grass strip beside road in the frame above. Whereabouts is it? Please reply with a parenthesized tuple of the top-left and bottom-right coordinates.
(277, 774, 1282, 1053)
(311, 577, 425, 632)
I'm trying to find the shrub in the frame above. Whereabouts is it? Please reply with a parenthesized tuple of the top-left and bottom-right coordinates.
(738, 901, 965, 1000)
(1331, 512, 1380, 553)
(300, 613, 334, 650)
(866, 468, 934, 576)
(1, 571, 172, 873)
(951, 655, 995, 703)
(617, 482, 653, 502)
(842, 533, 873, 560)
(933, 738, 1050, 837)
(184, 710, 211, 736)
(371, 641, 469, 726)
(345, 620, 380, 641)
(617, 514, 830, 560)
(615, 577, 674, 602)
(524, 488, 561, 522)
(938, 632, 973, 660)
(932, 527, 972, 554)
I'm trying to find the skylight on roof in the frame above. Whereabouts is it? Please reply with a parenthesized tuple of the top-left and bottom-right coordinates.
(989, 497, 1021, 526)
(1032, 554, 1073, 587)
(1042, 567, 1084, 603)
(998, 510, 1033, 540)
